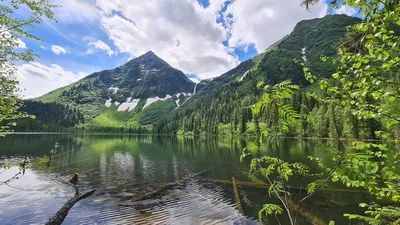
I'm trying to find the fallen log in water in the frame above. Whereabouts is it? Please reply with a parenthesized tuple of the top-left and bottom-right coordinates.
(126, 167, 216, 203)
(208, 179, 366, 193)
(210, 179, 268, 188)
(286, 198, 327, 225)
(46, 189, 96, 225)
(228, 162, 267, 185)
(232, 177, 244, 215)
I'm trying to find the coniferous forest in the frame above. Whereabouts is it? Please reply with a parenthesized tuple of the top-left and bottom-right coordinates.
(15, 101, 85, 132)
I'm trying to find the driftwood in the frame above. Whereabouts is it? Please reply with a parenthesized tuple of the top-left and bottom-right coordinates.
(232, 177, 244, 215)
(46, 189, 96, 225)
(286, 198, 327, 225)
(127, 167, 215, 203)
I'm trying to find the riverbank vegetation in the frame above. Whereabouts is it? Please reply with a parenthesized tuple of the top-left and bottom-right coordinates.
(241, 0, 400, 224)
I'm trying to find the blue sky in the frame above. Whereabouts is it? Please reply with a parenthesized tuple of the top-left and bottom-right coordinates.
(16, 0, 356, 98)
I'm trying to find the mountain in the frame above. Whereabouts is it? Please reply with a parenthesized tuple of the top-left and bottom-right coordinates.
(154, 15, 365, 136)
(22, 14, 364, 134)
(32, 51, 196, 128)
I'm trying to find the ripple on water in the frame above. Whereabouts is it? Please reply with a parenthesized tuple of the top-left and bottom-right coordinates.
(60, 179, 259, 225)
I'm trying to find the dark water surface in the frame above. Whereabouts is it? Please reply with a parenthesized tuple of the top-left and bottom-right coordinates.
(0, 134, 369, 224)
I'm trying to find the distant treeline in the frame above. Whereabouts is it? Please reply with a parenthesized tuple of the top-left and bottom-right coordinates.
(15, 101, 84, 132)
(15, 101, 152, 134)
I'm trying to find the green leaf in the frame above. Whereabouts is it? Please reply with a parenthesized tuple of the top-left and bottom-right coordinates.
(353, 61, 362, 69)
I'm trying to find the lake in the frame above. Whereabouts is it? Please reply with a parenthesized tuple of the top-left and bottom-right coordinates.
(0, 134, 369, 225)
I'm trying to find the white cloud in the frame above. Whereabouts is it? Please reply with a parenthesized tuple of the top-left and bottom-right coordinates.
(54, 0, 100, 24)
(40, 45, 47, 50)
(51, 45, 68, 55)
(225, 0, 328, 53)
(96, 0, 239, 79)
(334, 5, 357, 16)
(16, 62, 87, 98)
(87, 40, 115, 56)
(17, 39, 27, 49)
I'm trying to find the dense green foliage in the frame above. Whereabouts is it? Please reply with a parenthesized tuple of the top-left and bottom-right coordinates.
(15, 101, 84, 132)
(241, 81, 316, 225)
(242, 0, 400, 224)
(0, 0, 56, 136)
(311, 0, 400, 223)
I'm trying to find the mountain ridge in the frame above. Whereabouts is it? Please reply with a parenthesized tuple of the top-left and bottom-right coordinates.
(22, 14, 361, 132)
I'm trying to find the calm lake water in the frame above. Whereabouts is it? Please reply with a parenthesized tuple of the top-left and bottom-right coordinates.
(0, 134, 370, 225)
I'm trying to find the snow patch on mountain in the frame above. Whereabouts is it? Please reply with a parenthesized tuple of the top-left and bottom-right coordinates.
(105, 98, 112, 107)
(118, 98, 140, 112)
(143, 95, 173, 110)
(239, 70, 250, 82)
(109, 87, 119, 94)
(302, 47, 307, 62)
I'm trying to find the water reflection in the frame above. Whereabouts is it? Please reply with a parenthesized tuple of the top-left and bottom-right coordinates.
(0, 134, 366, 224)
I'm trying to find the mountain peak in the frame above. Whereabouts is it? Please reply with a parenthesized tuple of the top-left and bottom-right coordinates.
(139, 50, 157, 59)
(144, 50, 155, 55)
(127, 50, 171, 69)
(131, 50, 162, 62)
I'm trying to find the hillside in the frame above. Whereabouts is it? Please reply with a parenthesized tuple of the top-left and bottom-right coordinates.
(154, 15, 366, 137)
(32, 51, 196, 128)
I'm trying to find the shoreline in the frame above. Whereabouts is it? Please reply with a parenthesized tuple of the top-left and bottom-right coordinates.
(9, 132, 390, 142)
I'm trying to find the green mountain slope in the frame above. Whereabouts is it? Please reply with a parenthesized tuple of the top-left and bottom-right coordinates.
(154, 15, 363, 136)
(33, 51, 195, 128)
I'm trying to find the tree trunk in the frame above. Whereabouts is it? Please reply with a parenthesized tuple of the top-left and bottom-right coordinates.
(46, 189, 96, 225)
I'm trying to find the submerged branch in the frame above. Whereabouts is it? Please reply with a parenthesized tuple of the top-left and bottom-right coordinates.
(208, 179, 366, 193)
(286, 198, 327, 225)
(45, 189, 96, 225)
(232, 177, 244, 215)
